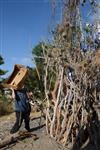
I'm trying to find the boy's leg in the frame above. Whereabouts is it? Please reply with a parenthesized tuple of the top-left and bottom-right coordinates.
(23, 112, 30, 132)
(10, 111, 23, 134)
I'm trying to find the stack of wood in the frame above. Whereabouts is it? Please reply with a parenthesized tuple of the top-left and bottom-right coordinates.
(43, 46, 100, 149)
(43, 0, 100, 149)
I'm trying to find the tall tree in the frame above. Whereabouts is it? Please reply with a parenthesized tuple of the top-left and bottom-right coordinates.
(0, 55, 7, 99)
(32, 42, 44, 97)
(0, 55, 7, 77)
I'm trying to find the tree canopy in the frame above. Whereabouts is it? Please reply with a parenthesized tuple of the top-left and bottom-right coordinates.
(0, 55, 7, 77)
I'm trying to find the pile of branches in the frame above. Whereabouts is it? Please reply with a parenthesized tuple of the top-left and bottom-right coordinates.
(43, 45, 100, 148)
(42, 0, 100, 149)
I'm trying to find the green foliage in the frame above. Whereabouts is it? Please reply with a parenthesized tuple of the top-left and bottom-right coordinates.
(25, 67, 40, 92)
(0, 96, 13, 116)
(32, 43, 43, 57)
(26, 43, 45, 99)
(0, 55, 7, 77)
(0, 70, 7, 76)
(0, 55, 7, 103)
(32, 42, 44, 69)
(25, 66, 44, 99)
(0, 55, 4, 65)
(84, 25, 91, 33)
(0, 56, 12, 115)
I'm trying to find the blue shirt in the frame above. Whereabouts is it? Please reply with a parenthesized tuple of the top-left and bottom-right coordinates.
(14, 89, 31, 112)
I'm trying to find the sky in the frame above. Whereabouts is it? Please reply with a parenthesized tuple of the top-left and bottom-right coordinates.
(0, 0, 99, 78)
(0, 0, 61, 77)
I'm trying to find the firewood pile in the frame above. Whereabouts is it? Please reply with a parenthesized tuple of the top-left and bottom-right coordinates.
(42, 1, 100, 149)
(43, 44, 100, 147)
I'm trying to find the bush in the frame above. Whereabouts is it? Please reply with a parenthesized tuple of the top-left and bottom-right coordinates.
(0, 96, 13, 116)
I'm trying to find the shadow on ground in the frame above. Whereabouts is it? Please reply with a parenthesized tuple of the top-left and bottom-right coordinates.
(30, 124, 45, 132)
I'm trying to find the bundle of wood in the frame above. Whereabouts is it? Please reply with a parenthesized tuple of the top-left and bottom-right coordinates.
(42, 0, 100, 148)
(41, 1, 100, 149)
(43, 44, 100, 149)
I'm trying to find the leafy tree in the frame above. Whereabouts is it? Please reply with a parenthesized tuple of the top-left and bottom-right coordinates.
(24, 66, 44, 99)
(32, 42, 44, 70)
(0, 55, 7, 100)
(0, 55, 7, 77)
(24, 43, 46, 100)
(31, 43, 45, 99)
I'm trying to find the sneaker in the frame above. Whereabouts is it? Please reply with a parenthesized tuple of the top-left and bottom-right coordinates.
(10, 126, 19, 134)
(10, 128, 18, 134)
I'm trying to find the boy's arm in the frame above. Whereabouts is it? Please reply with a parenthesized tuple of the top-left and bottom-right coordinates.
(27, 91, 33, 101)
(10, 88, 15, 99)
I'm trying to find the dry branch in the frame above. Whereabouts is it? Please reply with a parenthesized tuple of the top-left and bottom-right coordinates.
(0, 131, 38, 149)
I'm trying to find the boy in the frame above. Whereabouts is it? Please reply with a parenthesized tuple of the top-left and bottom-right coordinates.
(10, 86, 31, 134)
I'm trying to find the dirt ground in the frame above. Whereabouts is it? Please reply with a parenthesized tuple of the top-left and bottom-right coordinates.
(0, 112, 66, 150)
(0, 112, 100, 150)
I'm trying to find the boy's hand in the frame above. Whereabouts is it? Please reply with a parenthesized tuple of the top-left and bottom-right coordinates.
(10, 87, 13, 92)
(10, 88, 15, 99)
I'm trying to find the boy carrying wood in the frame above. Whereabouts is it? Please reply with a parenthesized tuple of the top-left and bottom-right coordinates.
(10, 85, 31, 134)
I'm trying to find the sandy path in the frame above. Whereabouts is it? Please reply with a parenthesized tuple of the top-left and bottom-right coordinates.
(0, 112, 99, 150)
(0, 112, 66, 150)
